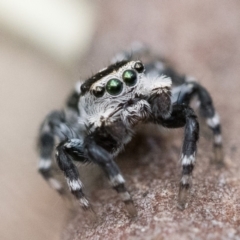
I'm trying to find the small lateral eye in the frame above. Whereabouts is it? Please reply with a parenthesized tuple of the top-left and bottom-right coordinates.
(106, 78, 123, 96)
(122, 70, 137, 86)
(92, 86, 105, 97)
(134, 61, 144, 73)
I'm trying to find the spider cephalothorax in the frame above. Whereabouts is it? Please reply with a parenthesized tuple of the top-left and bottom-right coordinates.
(79, 60, 172, 133)
(37, 43, 223, 218)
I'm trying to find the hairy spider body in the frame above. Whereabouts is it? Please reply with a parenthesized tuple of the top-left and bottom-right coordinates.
(38, 44, 223, 217)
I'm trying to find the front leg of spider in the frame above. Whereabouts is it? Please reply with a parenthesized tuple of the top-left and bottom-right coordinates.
(159, 104, 199, 210)
(172, 81, 223, 165)
(83, 129, 137, 217)
(56, 129, 137, 217)
(55, 139, 97, 221)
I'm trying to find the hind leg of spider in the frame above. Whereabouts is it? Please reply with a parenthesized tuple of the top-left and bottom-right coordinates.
(38, 111, 73, 196)
(174, 81, 223, 165)
(159, 104, 199, 210)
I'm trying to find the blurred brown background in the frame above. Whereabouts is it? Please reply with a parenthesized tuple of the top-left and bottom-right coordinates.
(1, 1, 240, 240)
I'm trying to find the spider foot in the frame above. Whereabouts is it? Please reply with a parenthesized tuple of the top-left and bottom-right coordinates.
(88, 208, 98, 224)
(212, 144, 224, 167)
(177, 182, 190, 211)
(125, 200, 137, 218)
(83, 205, 98, 224)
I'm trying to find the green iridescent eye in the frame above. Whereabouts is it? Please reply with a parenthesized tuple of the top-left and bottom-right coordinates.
(106, 78, 123, 95)
(122, 70, 137, 86)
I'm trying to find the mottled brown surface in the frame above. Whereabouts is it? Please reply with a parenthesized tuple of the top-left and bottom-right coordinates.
(62, 1, 240, 240)
(1, 1, 240, 240)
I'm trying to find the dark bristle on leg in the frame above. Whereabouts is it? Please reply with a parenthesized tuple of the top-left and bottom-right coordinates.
(160, 104, 199, 210)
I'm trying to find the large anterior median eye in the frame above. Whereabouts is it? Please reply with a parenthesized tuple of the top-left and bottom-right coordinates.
(122, 70, 137, 86)
(106, 78, 123, 95)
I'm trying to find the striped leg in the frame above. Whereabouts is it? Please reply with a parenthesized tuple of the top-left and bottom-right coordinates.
(38, 111, 68, 194)
(55, 140, 91, 212)
(206, 112, 223, 165)
(160, 104, 199, 210)
(38, 110, 79, 194)
(173, 81, 223, 164)
(84, 136, 137, 217)
(38, 132, 64, 194)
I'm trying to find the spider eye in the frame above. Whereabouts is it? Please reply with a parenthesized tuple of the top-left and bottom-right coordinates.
(122, 70, 137, 86)
(134, 61, 144, 73)
(92, 86, 105, 98)
(106, 79, 123, 96)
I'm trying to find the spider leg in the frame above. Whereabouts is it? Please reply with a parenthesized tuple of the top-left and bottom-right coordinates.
(172, 81, 223, 164)
(144, 59, 223, 163)
(55, 131, 137, 217)
(159, 104, 199, 210)
(55, 139, 93, 211)
(83, 132, 137, 217)
(38, 110, 76, 195)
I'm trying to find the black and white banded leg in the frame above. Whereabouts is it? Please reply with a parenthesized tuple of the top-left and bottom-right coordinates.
(55, 136, 136, 217)
(160, 104, 199, 210)
(206, 112, 223, 165)
(84, 135, 137, 217)
(38, 111, 71, 195)
(55, 139, 91, 212)
(173, 81, 223, 164)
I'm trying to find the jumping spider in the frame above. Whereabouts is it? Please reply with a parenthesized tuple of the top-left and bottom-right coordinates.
(38, 44, 223, 217)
